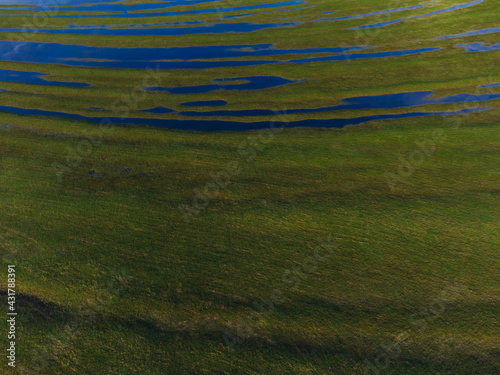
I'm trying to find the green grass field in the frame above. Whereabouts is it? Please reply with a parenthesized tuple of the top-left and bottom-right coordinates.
(0, 0, 499, 374)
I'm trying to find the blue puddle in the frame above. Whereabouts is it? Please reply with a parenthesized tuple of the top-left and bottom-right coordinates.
(0, 0, 220, 12)
(479, 83, 500, 88)
(0, 1, 432, 38)
(141, 100, 229, 112)
(138, 91, 500, 118)
(0, 68, 90, 87)
(1, 87, 497, 131)
(0, 104, 489, 131)
(0, 41, 442, 70)
(436, 27, 500, 40)
(0, 0, 488, 43)
(63, 20, 207, 29)
(0, 41, 367, 63)
(286, 47, 441, 64)
(216, 5, 312, 20)
(0, 0, 125, 6)
(180, 100, 228, 107)
(0, 1, 441, 36)
(0, 21, 304, 36)
(26, 0, 221, 13)
(138, 106, 176, 114)
(351, 0, 484, 29)
(145, 76, 303, 94)
(0, 0, 458, 38)
(0, 0, 304, 18)
(457, 42, 500, 52)
(0, 0, 479, 38)
(218, 6, 312, 20)
(16, 6, 311, 36)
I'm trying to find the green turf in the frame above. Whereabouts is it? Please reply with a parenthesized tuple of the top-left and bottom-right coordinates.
(0, 0, 499, 374)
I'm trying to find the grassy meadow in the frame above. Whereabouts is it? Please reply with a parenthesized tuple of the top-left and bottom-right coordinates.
(0, 0, 499, 374)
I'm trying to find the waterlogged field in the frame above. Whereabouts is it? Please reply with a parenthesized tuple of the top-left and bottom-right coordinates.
(0, 0, 499, 374)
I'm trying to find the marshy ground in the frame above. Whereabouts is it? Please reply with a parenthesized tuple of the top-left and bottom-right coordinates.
(0, 0, 499, 373)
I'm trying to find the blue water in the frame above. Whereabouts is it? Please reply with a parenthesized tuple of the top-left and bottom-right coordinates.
(0, 0, 304, 18)
(457, 42, 500, 52)
(0, 21, 304, 36)
(29, 5, 311, 35)
(138, 106, 176, 114)
(0, 68, 90, 87)
(479, 83, 500, 88)
(0, 0, 471, 38)
(145, 76, 304, 94)
(0, 41, 441, 70)
(0, 0, 220, 11)
(137, 91, 500, 117)
(0, 104, 488, 131)
(138, 102, 233, 113)
(0, 1, 434, 37)
(1, 1, 493, 132)
(436, 27, 500, 40)
(286, 47, 441, 64)
(0, 1, 440, 36)
(0, 41, 368, 64)
(351, 0, 484, 29)
(216, 5, 313, 20)
(3, 0, 221, 12)
(180, 100, 228, 107)
(3, 1, 436, 38)
(62, 20, 207, 29)
(0, 0, 125, 6)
